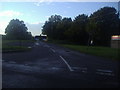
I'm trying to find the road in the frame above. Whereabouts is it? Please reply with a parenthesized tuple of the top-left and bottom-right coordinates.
(2, 41, 120, 88)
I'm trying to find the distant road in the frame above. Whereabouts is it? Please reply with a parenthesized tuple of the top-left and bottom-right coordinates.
(2, 41, 119, 88)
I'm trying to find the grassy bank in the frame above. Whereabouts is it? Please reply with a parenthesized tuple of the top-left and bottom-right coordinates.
(2, 46, 31, 53)
(47, 39, 119, 61)
(2, 40, 35, 53)
(61, 44, 119, 61)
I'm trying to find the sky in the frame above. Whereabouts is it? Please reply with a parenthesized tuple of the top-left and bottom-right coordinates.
(0, 0, 119, 36)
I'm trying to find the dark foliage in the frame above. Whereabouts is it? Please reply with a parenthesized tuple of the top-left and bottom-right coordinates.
(42, 7, 120, 46)
(5, 19, 32, 40)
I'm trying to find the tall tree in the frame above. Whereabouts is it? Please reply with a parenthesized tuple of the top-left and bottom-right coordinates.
(65, 14, 89, 45)
(5, 19, 32, 40)
(56, 17, 72, 40)
(42, 15, 62, 39)
(48, 15, 62, 22)
(87, 7, 119, 46)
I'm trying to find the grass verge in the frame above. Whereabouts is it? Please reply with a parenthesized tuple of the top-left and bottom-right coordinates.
(47, 39, 119, 61)
(61, 44, 119, 61)
(1, 40, 35, 53)
(2, 46, 31, 53)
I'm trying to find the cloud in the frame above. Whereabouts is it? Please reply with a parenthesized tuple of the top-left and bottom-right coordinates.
(34, 2, 41, 6)
(34, 1, 45, 6)
(45, 15, 51, 19)
(29, 21, 42, 24)
(34, 0, 54, 7)
(25, 22, 44, 36)
(0, 3, 2, 10)
(0, 10, 23, 17)
(0, 21, 8, 35)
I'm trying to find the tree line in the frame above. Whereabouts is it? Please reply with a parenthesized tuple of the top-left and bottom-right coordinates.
(42, 7, 120, 46)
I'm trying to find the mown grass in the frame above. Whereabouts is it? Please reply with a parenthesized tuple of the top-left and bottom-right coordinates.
(2, 46, 30, 53)
(61, 44, 119, 61)
(2, 40, 35, 44)
(47, 39, 119, 61)
(1, 40, 35, 52)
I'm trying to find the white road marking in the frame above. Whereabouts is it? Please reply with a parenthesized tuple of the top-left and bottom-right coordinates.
(96, 72, 114, 76)
(72, 67, 88, 73)
(96, 69, 114, 76)
(50, 48, 55, 53)
(9, 61, 16, 64)
(35, 42, 39, 45)
(51, 67, 60, 70)
(73, 67, 87, 70)
(96, 69, 113, 73)
(59, 56, 74, 72)
(28, 46, 32, 48)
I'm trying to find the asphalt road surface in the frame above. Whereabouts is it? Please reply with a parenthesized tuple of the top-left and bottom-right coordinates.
(2, 41, 120, 88)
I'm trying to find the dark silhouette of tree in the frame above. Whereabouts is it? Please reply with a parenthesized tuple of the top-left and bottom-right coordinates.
(42, 7, 119, 46)
(5, 19, 32, 40)
(87, 7, 119, 46)
(42, 15, 62, 39)
(65, 14, 89, 45)
(56, 17, 72, 40)
(48, 15, 62, 22)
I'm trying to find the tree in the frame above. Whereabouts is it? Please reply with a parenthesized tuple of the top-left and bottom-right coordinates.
(56, 17, 72, 40)
(48, 15, 62, 22)
(42, 15, 62, 39)
(87, 7, 119, 46)
(42, 7, 119, 46)
(5, 19, 32, 40)
(65, 14, 89, 45)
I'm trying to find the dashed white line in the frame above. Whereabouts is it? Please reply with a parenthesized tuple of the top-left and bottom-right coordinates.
(28, 46, 32, 48)
(72, 67, 88, 73)
(35, 42, 39, 45)
(96, 69, 113, 73)
(51, 48, 55, 53)
(59, 55, 74, 72)
(96, 69, 114, 76)
(8, 61, 16, 64)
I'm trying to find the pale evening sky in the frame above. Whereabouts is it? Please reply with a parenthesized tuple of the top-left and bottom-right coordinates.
(0, 0, 119, 36)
